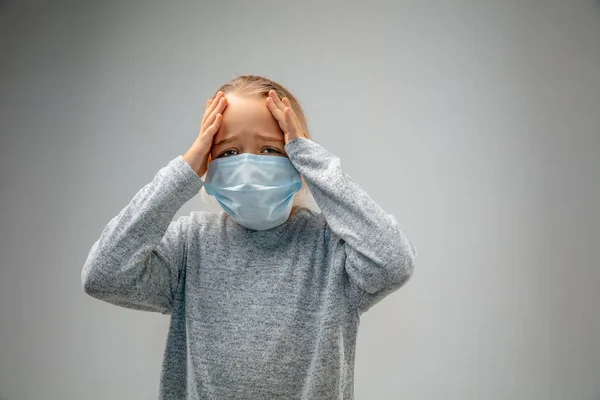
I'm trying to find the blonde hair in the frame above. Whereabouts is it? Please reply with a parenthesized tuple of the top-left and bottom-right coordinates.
(199, 74, 316, 216)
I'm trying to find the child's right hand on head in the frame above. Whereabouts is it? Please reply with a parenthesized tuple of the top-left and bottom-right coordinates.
(183, 91, 228, 177)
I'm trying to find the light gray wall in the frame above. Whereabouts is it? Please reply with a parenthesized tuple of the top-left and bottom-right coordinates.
(1, 1, 599, 399)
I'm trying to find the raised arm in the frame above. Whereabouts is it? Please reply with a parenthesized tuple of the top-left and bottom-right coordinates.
(82, 91, 228, 313)
(285, 137, 417, 315)
(81, 156, 203, 313)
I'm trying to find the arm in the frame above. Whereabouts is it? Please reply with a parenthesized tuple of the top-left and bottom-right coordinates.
(81, 155, 204, 314)
(285, 138, 417, 315)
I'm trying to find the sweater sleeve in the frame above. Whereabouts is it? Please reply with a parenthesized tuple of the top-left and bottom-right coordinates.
(81, 155, 204, 314)
(285, 137, 417, 315)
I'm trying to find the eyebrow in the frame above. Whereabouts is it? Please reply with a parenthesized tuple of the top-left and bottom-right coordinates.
(213, 132, 284, 148)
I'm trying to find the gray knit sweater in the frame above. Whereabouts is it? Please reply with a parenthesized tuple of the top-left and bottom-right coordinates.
(81, 137, 416, 399)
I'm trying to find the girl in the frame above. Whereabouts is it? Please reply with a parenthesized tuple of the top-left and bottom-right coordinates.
(82, 75, 417, 400)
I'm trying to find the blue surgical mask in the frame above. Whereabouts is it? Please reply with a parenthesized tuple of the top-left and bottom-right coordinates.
(204, 153, 303, 231)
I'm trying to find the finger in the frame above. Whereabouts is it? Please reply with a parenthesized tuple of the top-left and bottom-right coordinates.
(201, 99, 213, 125)
(200, 113, 223, 141)
(266, 97, 284, 120)
(284, 108, 298, 136)
(282, 99, 303, 135)
(203, 97, 227, 131)
(202, 91, 223, 121)
(202, 93, 220, 125)
(281, 98, 298, 123)
(266, 97, 288, 131)
(269, 90, 286, 111)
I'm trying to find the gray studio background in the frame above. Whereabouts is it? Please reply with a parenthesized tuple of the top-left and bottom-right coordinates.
(1, 1, 599, 399)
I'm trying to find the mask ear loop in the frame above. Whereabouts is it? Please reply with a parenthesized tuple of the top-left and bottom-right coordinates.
(200, 152, 212, 183)
(205, 151, 213, 174)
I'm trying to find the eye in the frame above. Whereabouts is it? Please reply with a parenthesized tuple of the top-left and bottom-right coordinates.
(261, 147, 283, 155)
(218, 149, 239, 158)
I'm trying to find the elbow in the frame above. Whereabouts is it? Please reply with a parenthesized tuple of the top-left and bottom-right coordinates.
(390, 242, 416, 286)
(362, 251, 416, 294)
(82, 274, 96, 296)
(404, 242, 417, 276)
(81, 266, 98, 296)
(403, 239, 417, 270)
(387, 217, 417, 284)
(81, 260, 107, 297)
(394, 254, 415, 286)
(81, 243, 107, 296)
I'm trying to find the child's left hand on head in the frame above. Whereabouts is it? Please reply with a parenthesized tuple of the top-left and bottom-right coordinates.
(266, 90, 305, 145)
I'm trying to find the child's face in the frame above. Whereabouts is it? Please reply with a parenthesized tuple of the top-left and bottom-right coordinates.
(210, 94, 287, 160)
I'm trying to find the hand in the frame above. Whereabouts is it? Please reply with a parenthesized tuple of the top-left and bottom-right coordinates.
(266, 90, 304, 144)
(183, 91, 228, 176)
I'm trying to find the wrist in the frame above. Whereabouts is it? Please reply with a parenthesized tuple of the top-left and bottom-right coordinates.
(183, 142, 209, 177)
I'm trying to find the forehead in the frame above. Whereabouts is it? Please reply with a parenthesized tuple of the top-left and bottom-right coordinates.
(219, 94, 280, 135)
